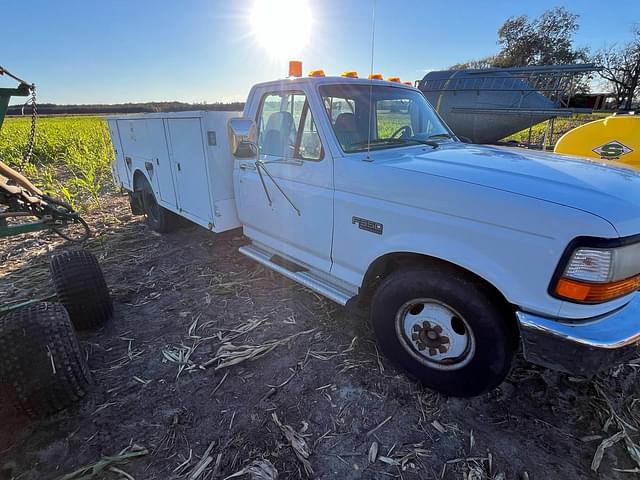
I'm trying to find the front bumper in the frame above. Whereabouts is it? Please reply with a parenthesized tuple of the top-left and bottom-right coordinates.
(517, 294, 640, 376)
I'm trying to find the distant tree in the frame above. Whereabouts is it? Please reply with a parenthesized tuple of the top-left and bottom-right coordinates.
(593, 25, 640, 110)
(448, 7, 588, 69)
(493, 7, 588, 67)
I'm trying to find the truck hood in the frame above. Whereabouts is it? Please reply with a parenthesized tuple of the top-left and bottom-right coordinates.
(377, 143, 640, 236)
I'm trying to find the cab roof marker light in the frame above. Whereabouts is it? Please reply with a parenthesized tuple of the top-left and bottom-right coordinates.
(308, 69, 326, 77)
(368, 73, 383, 80)
(288, 60, 303, 78)
(403, 81, 413, 86)
(341, 71, 359, 78)
(387, 76, 401, 83)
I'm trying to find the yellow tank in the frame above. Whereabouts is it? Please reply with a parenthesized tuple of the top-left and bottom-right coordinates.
(554, 114, 640, 170)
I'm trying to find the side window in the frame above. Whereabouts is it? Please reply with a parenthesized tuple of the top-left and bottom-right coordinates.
(323, 95, 362, 151)
(323, 96, 355, 124)
(297, 103, 322, 160)
(256, 91, 323, 160)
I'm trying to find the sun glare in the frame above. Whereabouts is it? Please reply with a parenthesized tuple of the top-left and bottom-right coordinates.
(250, 0, 312, 59)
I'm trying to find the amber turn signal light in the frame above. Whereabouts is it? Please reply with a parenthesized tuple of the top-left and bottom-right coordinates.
(555, 275, 640, 303)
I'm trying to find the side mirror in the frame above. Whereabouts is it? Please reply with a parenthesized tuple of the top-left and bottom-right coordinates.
(228, 118, 257, 158)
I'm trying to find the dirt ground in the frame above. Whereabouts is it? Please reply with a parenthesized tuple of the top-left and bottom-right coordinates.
(1, 192, 639, 480)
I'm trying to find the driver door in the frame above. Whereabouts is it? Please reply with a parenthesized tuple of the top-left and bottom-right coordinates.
(235, 87, 334, 272)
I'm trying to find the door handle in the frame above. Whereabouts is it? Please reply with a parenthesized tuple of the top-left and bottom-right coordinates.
(239, 163, 257, 171)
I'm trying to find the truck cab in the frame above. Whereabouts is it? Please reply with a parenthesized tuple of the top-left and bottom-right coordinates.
(109, 72, 640, 397)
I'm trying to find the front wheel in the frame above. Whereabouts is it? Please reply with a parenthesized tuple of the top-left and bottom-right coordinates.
(370, 265, 516, 397)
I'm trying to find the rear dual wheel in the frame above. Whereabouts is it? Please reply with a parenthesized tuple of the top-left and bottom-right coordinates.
(371, 265, 516, 397)
(137, 176, 178, 233)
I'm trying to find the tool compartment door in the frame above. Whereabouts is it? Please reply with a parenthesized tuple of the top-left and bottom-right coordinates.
(166, 118, 213, 223)
(108, 120, 131, 190)
(146, 119, 176, 206)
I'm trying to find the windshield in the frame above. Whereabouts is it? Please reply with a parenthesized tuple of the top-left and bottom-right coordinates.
(320, 84, 453, 153)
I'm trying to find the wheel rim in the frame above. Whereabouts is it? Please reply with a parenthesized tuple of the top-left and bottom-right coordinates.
(395, 298, 475, 370)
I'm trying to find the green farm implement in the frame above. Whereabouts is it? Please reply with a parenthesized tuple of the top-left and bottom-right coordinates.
(0, 66, 112, 418)
(0, 66, 90, 243)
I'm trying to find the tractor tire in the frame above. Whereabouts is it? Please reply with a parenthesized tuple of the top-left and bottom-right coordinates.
(0, 302, 92, 418)
(50, 249, 113, 330)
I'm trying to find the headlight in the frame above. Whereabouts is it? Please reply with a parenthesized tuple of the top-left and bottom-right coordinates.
(563, 248, 613, 282)
(552, 240, 640, 303)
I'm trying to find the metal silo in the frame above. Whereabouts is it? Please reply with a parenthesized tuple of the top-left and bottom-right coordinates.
(418, 64, 596, 144)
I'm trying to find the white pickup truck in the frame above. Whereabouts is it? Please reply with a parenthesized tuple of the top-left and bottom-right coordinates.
(108, 73, 640, 397)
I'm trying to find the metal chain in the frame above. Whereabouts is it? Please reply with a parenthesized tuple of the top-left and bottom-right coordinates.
(0, 65, 37, 169)
(20, 84, 37, 168)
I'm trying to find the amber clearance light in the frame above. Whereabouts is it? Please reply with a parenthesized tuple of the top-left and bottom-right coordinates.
(288, 60, 303, 78)
(556, 275, 640, 302)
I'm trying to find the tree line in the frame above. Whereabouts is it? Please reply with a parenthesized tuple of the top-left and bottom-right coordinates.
(6, 101, 245, 116)
(449, 7, 639, 110)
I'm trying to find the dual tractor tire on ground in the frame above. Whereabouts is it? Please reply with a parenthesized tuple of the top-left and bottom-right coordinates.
(371, 265, 517, 397)
(0, 302, 92, 418)
(50, 249, 113, 330)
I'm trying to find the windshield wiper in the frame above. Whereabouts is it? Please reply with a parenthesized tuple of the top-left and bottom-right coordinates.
(427, 133, 454, 140)
(350, 138, 438, 149)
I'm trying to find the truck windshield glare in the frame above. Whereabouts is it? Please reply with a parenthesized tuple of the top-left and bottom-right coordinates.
(319, 84, 453, 153)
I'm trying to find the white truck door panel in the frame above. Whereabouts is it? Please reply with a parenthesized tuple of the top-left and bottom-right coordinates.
(146, 119, 177, 206)
(203, 111, 242, 232)
(166, 118, 212, 223)
(107, 120, 130, 189)
(117, 119, 166, 198)
(236, 87, 333, 272)
(237, 162, 333, 271)
(117, 119, 155, 190)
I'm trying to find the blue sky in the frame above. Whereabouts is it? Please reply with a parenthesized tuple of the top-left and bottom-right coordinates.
(2, 0, 638, 104)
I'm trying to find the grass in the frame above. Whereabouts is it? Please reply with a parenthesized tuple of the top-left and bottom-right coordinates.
(0, 115, 115, 210)
(504, 113, 609, 145)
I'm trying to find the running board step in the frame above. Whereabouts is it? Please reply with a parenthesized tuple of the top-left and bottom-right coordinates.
(238, 245, 353, 306)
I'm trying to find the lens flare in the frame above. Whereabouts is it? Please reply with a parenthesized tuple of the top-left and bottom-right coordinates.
(250, 0, 312, 59)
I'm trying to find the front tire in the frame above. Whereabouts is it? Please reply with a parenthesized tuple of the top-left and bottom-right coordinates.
(370, 265, 516, 397)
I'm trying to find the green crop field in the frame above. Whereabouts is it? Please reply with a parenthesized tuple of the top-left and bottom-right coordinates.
(0, 116, 114, 210)
(504, 113, 607, 145)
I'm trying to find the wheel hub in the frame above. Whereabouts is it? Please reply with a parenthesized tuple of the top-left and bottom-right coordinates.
(396, 299, 476, 371)
(412, 321, 450, 356)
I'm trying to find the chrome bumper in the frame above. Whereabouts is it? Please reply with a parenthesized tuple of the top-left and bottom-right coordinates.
(516, 294, 640, 376)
